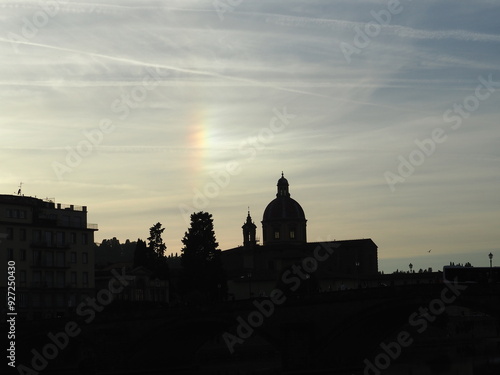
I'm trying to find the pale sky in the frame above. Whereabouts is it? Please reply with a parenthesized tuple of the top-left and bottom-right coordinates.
(1, 0, 499, 273)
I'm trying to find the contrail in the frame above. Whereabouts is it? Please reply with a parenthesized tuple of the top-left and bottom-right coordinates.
(0, 36, 406, 111)
(0, 37, 331, 97)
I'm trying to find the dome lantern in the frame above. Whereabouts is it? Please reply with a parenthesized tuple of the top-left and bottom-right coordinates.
(277, 171, 290, 197)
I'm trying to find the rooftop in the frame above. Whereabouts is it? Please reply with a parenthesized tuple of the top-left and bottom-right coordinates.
(0, 194, 88, 212)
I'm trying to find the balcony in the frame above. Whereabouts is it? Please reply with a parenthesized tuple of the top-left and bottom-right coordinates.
(53, 221, 98, 230)
(34, 216, 57, 226)
(30, 281, 69, 289)
(30, 260, 70, 269)
(30, 241, 70, 250)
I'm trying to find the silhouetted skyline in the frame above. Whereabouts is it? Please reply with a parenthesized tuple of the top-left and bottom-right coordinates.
(1, 1, 499, 274)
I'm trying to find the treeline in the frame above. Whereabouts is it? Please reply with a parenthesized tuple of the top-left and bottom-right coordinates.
(94, 211, 226, 304)
(94, 237, 136, 264)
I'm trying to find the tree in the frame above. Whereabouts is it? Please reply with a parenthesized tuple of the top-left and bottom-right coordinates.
(181, 212, 226, 302)
(121, 239, 136, 261)
(97, 237, 121, 264)
(149, 222, 169, 280)
(96, 237, 136, 264)
(133, 223, 169, 280)
(148, 222, 167, 258)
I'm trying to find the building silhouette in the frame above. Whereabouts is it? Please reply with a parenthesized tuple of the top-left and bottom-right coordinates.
(0, 194, 97, 319)
(95, 263, 169, 304)
(221, 173, 378, 299)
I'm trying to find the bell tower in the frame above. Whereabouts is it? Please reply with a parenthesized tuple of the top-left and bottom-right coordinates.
(242, 209, 257, 247)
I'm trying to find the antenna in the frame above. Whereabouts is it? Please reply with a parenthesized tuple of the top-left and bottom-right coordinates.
(17, 182, 23, 196)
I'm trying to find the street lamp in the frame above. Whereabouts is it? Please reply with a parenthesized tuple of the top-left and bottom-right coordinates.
(489, 252, 493, 268)
(355, 261, 360, 288)
(409, 263, 413, 273)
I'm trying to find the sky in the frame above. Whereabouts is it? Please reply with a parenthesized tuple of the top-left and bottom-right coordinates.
(1, 0, 499, 273)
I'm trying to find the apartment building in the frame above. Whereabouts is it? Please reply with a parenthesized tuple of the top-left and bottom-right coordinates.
(0, 194, 97, 320)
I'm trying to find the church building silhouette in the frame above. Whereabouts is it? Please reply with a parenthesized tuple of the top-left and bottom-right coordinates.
(221, 173, 379, 299)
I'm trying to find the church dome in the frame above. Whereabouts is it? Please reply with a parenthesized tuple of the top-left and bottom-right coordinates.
(263, 172, 305, 220)
(263, 197, 305, 221)
(261, 173, 307, 245)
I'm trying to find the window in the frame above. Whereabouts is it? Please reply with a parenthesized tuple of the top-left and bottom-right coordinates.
(44, 231, 53, 245)
(70, 272, 77, 287)
(20, 270, 26, 283)
(20, 229, 26, 241)
(45, 271, 54, 288)
(6, 209, 26, 219)
(20, 249, 26, 261)
(82, 272, 89, 287)
(33, 250, 41, 265)
(290, 230, 295, 239)
(274, 231, 280, 239)
(72, 216, 82, 228)
(18, 293, 27, 308)
(68, 294, 76, 307)
(32, 294, 40, 307)
(61, 215, 70, 226)
(33, 230, 41, 242)
(56, 271, 65, 288)
(7, 228, 13, 240)
(7, 248, 14, 261)
(45, 252, 54, 267)
(82, 252, 88, 264)
(70, 233, 77, 244)
(70, 252, 77, 264)
(33, 271, 41, 285)
(56, 252, 65, 267)
(82, 233, 88, 245)
(56, 232, 65, 245)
